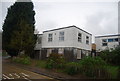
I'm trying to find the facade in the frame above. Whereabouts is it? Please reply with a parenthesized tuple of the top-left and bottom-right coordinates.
(34, 25, 92, 61)
(95, 34, 120, 52)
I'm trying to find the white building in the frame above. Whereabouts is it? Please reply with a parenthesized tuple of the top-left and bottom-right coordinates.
(95, 34, 120, 52)
(35, 25, 92, 61)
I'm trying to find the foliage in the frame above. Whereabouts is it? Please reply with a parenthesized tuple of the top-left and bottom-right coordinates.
(45, 53, 65, 69)
(105, 66, 119, 79)
(9, 20, 36, 56)
(65, 62, 80, 75)
(100, 46, 120, 65)
(78, 56, 107, 77)
(2, 50, 9, 57)
(13, 56, 31, 65)
(36, 60, 47, 68)
(2, 1, 36, 57)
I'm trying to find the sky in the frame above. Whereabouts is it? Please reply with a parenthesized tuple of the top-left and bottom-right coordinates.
(0, 0, 119, 42)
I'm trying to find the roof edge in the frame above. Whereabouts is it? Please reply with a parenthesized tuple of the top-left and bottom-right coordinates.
(95, 34, 120, 38)
(43, 25, 92, 35)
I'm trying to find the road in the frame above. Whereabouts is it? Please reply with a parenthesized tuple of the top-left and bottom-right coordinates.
(2, 59, 57, 81)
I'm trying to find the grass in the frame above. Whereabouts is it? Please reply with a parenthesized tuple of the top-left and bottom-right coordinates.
(35, 60, 47, 68)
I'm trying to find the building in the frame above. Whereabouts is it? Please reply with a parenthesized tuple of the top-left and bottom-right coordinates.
(34, 25, 92, 61)
(95, 34, 120, 52)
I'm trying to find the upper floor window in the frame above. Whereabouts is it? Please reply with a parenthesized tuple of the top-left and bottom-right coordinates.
(48, 34, 53, 42)
(38, 37, 42, 44)
(59, 31, 64, 41)
(102, 39, 107, 42)
(114, 38, 118, 42)
(78, 33, 82, 42)
(86, 36, 89, 44)
(108, 39, 113, 42)
(102, 39, 107, 46)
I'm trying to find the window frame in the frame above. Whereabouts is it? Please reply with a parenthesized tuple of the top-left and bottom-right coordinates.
(59, 31, 64, 41)
(78, 33, 82, 42)
(48, 33, 53, 42)
(86, 36, 89, 45)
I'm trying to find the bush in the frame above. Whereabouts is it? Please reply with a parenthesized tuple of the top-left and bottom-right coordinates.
(13, 56, 31, 65)
(65, 62, 80, 75)
(78, 56, 107, 78)
(100, 46, 120, 65)
(45, 53, 65, 69)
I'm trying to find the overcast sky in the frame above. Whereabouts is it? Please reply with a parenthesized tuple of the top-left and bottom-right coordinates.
(0, 0, 119, 42)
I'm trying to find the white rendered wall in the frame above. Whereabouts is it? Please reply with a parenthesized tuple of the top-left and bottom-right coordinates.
(42, 27, 92, 51)
(95, 36, 119, 52)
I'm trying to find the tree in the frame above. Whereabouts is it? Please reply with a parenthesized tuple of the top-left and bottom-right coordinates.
(100, 46, 120, 65)
(2, 0, 36, 57)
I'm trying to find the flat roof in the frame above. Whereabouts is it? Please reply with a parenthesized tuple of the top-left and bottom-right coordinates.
(43, 25, 92, 35)
(95, 34, 120, 38)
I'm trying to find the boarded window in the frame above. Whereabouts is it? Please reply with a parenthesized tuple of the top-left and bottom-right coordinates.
(47, 49, 52, 57)
(58, 48, 64, 54)
(77, 50, 81, 59)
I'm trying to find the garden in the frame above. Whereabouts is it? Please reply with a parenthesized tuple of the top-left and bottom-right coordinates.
(12, 46, 120, 79)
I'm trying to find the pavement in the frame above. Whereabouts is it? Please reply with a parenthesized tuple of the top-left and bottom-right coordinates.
(2, 58, 58, 81)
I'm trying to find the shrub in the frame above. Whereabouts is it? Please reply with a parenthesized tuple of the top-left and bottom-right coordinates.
(100, 46, 120, 65)
(13, 56, 31, 65)
(65, 62, 80, 75)
(45, 53, 65, 69)
(78, 56, 107, 78)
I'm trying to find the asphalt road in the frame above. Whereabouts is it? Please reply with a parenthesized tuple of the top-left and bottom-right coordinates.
(2, 59, 57, 81)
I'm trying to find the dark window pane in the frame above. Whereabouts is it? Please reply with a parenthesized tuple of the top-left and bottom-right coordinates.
(108, 39, 113, 42)
(102, 43, 107, 46)
(102, 39, 107, 42)
(114, 38, 118, 42)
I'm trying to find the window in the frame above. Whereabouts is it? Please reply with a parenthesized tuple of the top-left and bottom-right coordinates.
(48, 34, 52, 42)
(114, 38, 118, 42)
(102, 39, 107, 46)
(59, 31, 64, 41)
(86, 36, 89, 44)
(102, 43, 107, 46)
(38, 37, 42, 44)
(78, 33, 82, 42)
(108, 39, 113, 42)
(102, 39, 107, 42)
